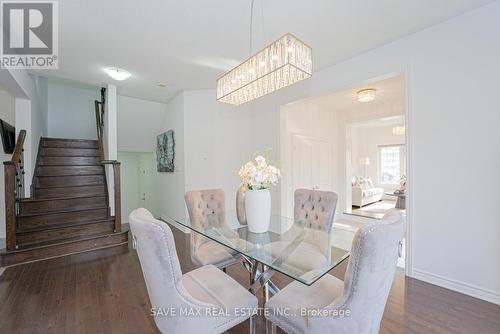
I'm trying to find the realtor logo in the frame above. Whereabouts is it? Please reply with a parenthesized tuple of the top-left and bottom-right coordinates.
(1, 1, 58, 69)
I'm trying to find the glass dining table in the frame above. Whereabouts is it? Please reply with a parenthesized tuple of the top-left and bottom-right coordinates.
(168, 211, 350, 299)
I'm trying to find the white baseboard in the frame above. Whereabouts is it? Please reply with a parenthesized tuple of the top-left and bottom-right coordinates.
(412, 268, 500, 305)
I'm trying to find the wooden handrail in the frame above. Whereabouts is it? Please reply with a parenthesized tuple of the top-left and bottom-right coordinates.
(4, 129, 27, 251)
(95, 88, 105, 162)
(94, 89, 121, 234)
(11, 129, 26, 163)
(4, 162, 16, 250)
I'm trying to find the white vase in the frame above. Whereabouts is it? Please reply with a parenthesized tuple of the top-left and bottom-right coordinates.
(245, 189, 271, 233)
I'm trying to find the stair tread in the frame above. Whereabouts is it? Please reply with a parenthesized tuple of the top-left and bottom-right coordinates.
(36, 173, 104, 177)
(41, 148, 99, 157)
(34, 184, 105, 190)
(15, 228, 128, 250)
(42, 137, 98, 142)
(35, 175, 104, 177)
(17, 218, 115, 234)
(20, 194, 106, 202)
(38, 164, 103, 166)
(35, 183, 104, 189)
(18, 206, 108, 218)
(36, 165, 105, 177)
(34, 189, 106, 200)
(0, 230, 128, 266)
(38, 156, 101, 166)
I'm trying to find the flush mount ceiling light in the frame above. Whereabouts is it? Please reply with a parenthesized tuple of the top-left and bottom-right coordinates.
(156, 81, 168, 87)
(216, 1, 312, 106)
(357, 88, 376, 102)
(105, 67, 131, 81)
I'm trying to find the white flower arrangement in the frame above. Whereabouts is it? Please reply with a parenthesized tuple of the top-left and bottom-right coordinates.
(238, 154, 281, 190)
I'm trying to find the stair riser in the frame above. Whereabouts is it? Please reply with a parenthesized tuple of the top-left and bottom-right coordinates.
(20, 196, 107, 215)
(42, 139, 98, 149)
(0, 232, 128, 267)
(36, 175, 105, 188)
(41, 147, 99, 157)
(37, 165, 104, 176)
(19, 208, 108, 229)
(38, 156, 101, 166)
(17, 221, 115, 247)
(34, 185, 106, 199)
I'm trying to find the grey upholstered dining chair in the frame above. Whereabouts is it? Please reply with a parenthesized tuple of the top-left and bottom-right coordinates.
(265, 210, 405, 334)
(129, 208, 258, 334)
(184, 189, 242, 270)
(294, 189, 338, 233)
(261, 189, 339, 276)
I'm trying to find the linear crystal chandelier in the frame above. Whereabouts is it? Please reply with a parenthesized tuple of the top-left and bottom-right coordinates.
(216, 1, 312, 106)
(217, 34, 312, 106)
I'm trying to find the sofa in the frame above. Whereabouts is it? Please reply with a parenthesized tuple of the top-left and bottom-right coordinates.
(352, 176, 384, 207)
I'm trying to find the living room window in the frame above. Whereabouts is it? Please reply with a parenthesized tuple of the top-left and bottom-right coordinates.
(379, 145, 405, 185)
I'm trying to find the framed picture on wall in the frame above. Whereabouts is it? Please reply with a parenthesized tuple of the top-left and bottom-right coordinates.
(156, 130, 175, 172)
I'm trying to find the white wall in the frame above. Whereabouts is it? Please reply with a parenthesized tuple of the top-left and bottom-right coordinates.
(104, 85, 118, 215)
(183, 90, 253, 212)
(153, 90, 254, 219)
(117, 95, 166, 152)
(116, 95, 167, 219)
(154, 93, 186, 220)
(6, 71, 48, 190)
(47, 78, 99, 140)
(0, 89, 15, 238)
(0, 69, 47, 237)
(220, 2, 500, 303)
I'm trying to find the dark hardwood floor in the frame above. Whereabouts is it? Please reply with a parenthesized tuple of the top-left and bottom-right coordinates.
(0, 222, 499, 334)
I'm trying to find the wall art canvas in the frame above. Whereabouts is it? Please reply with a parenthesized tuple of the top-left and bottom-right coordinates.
(156, 130, 175, 172)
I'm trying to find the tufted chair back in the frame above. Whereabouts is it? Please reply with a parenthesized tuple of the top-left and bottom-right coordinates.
(184, 189, 226, 254)
(129, 208, 217, 332)
(310, 210, 405, 334)
(294, 189, 338, 233)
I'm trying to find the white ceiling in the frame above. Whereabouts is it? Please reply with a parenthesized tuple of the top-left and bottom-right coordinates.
(312, 74, 405, 112)
(31, 0, 494, 103)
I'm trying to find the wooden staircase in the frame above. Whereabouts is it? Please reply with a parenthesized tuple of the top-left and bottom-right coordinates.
(1, 136, 128, 267)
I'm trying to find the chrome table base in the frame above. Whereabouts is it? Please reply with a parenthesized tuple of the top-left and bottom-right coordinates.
(243, 257, 280, 301)
(240, 256, 279, 334)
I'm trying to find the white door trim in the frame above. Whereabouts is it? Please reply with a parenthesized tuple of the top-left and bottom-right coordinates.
(278, 67, 414, 278)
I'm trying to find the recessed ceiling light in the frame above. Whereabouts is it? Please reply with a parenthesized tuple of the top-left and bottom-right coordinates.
(104, 67, 131, 81)
(357, 88, 376, 102)
(156, 81, 168, 87)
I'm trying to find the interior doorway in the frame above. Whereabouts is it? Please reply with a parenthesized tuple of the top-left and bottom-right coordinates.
(345, 115, 406, 219)
(118, 152, 156, 223)
(279, 73, 408, 269)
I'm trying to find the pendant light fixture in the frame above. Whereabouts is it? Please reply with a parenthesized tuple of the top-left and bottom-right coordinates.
(216, 0, 312, 106)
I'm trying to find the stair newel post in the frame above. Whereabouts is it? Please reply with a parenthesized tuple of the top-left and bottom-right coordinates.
(4, 129, 26, 251)
(4, 161, 17, 251)
(113, 161, 121, 232)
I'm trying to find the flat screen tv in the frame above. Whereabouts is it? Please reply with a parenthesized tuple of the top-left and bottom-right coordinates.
(0, 119, 16, 154)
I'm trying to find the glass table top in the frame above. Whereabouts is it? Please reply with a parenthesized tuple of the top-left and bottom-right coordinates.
(169, 211, 350, 286)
